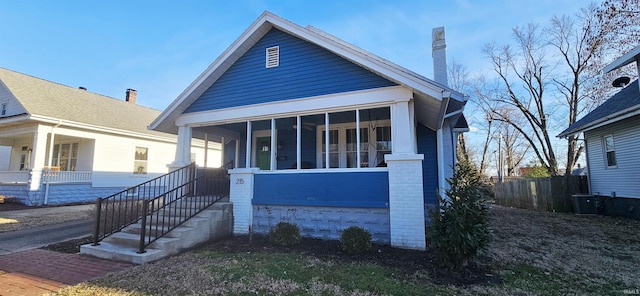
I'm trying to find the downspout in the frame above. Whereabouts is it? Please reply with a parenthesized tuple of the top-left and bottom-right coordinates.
(44, 120, 62, 205)
(437, 95, 450, 196)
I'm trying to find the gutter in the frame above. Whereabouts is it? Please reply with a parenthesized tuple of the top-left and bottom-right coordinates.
(436, 93, 451, 197)
(29, 114, 177, 144)
(558, 105, 640, 138)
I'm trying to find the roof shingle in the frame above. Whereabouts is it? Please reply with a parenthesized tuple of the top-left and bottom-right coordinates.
(558, 79, 640, 137)
(0, 67, 170, 138)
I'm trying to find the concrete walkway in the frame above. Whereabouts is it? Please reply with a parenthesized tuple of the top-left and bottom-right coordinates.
(0, 249, 133, 295)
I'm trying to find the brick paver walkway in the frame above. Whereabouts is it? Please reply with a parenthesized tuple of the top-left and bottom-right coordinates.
(0, 249, 133, 296)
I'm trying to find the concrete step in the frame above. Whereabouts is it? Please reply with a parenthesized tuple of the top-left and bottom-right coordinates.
(80, 242, 167, 265)
(81, 201, 233, 264)
(102, 231, 181, 249)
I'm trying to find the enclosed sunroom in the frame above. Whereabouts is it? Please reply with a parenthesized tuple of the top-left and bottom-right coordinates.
(151, 12, 467, 250)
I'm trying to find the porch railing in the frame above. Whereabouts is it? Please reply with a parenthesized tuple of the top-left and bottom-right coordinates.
(0, 171, 30, 183)
(0, 170, 92, 184)
(91, 163, 230, 253)
(44, 171, 92, 183)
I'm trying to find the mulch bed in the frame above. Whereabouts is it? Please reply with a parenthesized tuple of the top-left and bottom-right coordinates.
(0, 198, 31, 211)
(205, 234, 501, 286)
(44, 234, 500, 286)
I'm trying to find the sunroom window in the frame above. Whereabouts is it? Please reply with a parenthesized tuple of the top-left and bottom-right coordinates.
(237, 106, 391, 171)
(52, 143, 79, 171)
(316, 107, 391, 169)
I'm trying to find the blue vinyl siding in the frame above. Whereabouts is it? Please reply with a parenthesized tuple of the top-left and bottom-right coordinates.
(417, 124, 438, 204)
(253, 172, 389, 208)
(185, 29, 397, 113)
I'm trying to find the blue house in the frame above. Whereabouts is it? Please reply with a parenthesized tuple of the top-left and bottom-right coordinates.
(150, 12, 468, 250)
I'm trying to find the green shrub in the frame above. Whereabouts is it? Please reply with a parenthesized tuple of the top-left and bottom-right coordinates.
(427, 160, 493, 269)
(269, 222, 301, 246)
(340, 226, 372, 255)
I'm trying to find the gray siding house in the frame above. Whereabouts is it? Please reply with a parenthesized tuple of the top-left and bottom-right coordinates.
(558, 46, 640, 219)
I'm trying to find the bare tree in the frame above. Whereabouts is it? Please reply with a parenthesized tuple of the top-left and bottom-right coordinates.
(447, 59, 475, 165)
(483, 23, 559, 175)
(547, 10, 598, 176)
(479, 1, 639, 176)
(592, 0, 640, 62)
(496, 111, 530, 176)
(469, 75, 501, 177)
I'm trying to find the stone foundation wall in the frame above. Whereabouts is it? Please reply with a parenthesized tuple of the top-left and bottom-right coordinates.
(253, 205, 390, 243)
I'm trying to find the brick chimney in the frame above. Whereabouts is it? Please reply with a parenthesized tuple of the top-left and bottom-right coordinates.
(126, 89, 137, 104)
(432, 27, 448, 87)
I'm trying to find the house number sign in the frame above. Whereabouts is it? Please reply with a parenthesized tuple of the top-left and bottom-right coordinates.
(236, 178, 245, 184)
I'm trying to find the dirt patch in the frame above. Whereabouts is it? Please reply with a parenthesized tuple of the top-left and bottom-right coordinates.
(488, 205, 640, 287)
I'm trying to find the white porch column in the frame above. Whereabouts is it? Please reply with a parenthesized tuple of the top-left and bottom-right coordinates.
(229, 168, 259, 234)
(28, 125, 49, 191)
(385, 98, 425, 250)
(391, 99, 417, 154)
(169, 125, 192, 171)
(385, 154, 426, 250)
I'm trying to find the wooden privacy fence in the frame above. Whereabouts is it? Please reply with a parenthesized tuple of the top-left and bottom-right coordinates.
(493, 176, 588, 212)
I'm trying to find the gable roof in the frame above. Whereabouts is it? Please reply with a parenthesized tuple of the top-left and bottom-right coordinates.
(0, 67, 171, 139)
(557, 79, 640, 138)
(150, 11, 466, 134)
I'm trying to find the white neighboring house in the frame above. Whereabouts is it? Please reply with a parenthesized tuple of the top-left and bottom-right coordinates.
(0, 67, 221, 206)
(558, 46, 640, 219)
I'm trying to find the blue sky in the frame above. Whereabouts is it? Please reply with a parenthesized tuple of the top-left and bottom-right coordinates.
(1, 0, 588, 111)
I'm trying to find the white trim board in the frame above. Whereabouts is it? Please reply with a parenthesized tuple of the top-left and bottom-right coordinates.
(177, 86, 412, 127)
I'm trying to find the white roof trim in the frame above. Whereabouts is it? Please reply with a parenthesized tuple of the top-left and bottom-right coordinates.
(603, 45, 640, 73)
(150, 11, 464, 132)
(30, 114, 177, 143)
(558, 106, 640, 138)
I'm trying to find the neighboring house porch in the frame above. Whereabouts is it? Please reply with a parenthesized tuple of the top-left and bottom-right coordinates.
(0, 67, 222, 206)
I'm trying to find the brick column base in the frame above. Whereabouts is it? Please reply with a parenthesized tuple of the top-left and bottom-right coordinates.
(229, 168, 259, 234)
(385, 154, 426, 250)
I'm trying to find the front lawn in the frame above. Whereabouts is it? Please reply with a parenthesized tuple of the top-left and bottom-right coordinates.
(50, 205, 640, 295)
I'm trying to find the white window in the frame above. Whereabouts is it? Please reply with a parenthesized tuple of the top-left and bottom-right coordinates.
(134, 147, 148, 174)
(604, 135, 616, 168)
(19, 146, 30, 171)
(317, 120, 391, 168)
(266, 46, 279, 68)
(52, 143, 78, 171)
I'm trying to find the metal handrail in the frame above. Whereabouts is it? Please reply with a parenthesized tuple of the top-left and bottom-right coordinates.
(91, 163, 195, 245)
(136, 167, 229, 253)
(91, 163, 230, 253)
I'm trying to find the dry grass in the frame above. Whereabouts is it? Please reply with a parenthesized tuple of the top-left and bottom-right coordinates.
(0, 209, 93, 233)
(488, 205, 640, 287)
(49, 205, 640, 296)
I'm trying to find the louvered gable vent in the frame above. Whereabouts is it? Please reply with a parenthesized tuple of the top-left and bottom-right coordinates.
(266, 46, 279, 68)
